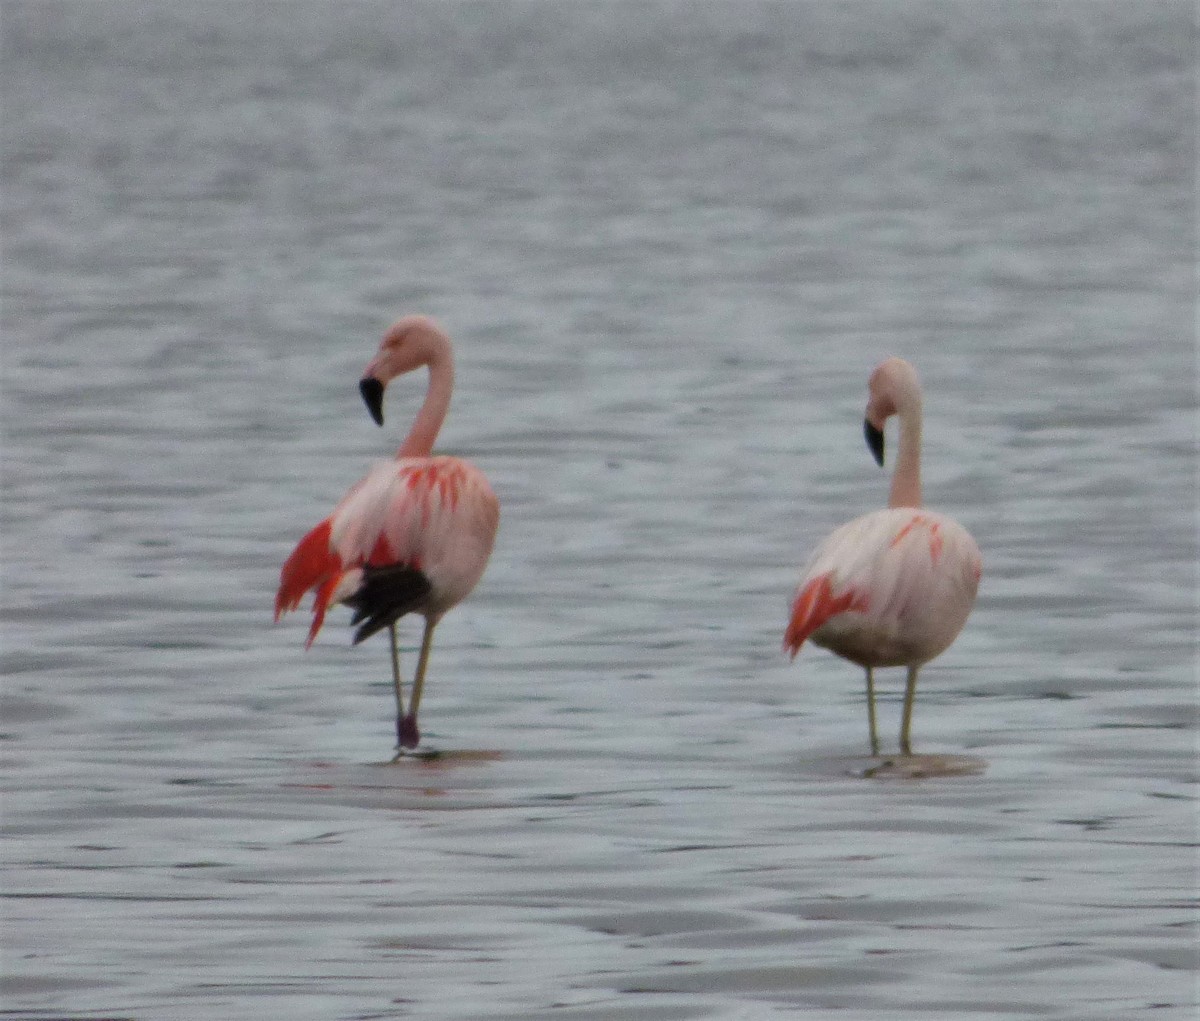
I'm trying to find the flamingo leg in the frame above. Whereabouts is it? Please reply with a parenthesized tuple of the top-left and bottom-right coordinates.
(388, 622, 408, 739)
(899, 665, 919, 755)
(397, 617, 436, 751)
(864, 666, 880, 756)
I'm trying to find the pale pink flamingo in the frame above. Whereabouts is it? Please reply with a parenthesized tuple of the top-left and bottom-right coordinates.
(275, 315, 499, 754)
(784, 358, 981, 755)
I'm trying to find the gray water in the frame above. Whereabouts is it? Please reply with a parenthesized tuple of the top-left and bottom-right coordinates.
(1, 2, 1196, 1018)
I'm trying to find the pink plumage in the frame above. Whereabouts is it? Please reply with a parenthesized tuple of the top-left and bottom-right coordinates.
(785, 358, 981, 755)
(276, 315, 499, 754)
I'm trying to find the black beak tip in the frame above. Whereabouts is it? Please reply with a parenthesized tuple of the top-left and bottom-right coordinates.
(359, 377, 385, 426)
(864, 419, 885, 466)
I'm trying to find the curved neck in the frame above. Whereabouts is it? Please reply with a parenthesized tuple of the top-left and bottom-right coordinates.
(889, 396, 923, 508)
(398, 351, 453, 458)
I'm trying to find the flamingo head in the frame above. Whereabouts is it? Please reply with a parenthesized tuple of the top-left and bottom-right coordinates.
(863, 357, 920, 467)
(359, 314, 451, 426)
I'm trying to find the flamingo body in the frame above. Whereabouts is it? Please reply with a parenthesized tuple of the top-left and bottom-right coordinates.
(275, 456, 498, 648)
(784, 357, 980, 754)
(786, 507, 981, 669)
(275, 315, 498, 753)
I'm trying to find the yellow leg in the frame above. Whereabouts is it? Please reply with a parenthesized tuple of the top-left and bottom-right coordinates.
(899, 665, 919, 756)
(865, 666, 880, 756)
(409, 617, 436, 724)
(395, 617, 437, 750)
(389, 622, 405, 719)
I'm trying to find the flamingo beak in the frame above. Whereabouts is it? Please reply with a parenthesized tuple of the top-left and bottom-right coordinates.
(864, 419, 885, 466)
(359, 377, 385, 426)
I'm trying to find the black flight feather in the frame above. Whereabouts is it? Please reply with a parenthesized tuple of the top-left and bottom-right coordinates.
(343, 563, 433, 645)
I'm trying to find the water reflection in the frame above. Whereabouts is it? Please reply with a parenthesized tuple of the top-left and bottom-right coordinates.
(856, 754, 988, 780)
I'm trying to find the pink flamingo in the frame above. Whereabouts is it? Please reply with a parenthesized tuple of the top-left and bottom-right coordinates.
(784, 358, 981, 755)
(275, 315, 499, 753)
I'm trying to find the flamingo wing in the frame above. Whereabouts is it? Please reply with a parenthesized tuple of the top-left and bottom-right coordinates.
(275, 456, 499, 648)
(784, 515, 879, 659)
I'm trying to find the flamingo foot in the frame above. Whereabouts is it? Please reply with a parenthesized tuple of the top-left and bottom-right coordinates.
(397, 713, 421, 750)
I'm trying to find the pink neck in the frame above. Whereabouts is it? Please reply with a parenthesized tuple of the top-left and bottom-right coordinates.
(397, 350, 453, 459)
(888, 392, 923, 509)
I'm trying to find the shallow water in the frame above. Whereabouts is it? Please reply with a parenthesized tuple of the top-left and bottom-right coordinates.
(2, 2, 1196, 1019)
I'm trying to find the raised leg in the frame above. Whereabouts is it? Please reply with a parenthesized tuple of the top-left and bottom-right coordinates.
(864, 666, 880, 756)
(397, 617, 436, 750)
(899, 665, 919, 755)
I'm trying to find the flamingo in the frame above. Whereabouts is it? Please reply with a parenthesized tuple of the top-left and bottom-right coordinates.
(784, 357, 981, 756)
(275, 315, 499, 754)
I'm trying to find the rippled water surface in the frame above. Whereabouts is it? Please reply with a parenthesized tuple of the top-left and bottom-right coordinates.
(2, 3, 1196, 1018)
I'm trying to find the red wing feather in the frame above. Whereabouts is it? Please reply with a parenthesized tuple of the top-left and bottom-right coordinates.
(275, 518, 344, 647)
(784, 572, 870, 660)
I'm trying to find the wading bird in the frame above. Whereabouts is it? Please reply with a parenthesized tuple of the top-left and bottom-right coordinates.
(784, 358, 981, 755)
(275, 315, 499, 754)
